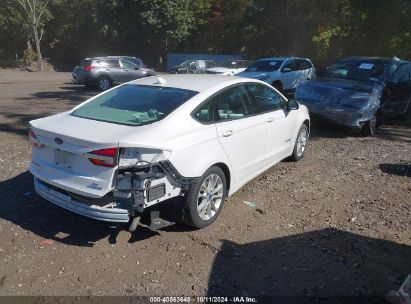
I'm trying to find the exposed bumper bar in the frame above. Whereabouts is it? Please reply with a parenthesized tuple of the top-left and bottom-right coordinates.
(34, 177, 130, 223)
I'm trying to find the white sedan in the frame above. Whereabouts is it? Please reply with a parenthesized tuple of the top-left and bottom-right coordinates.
(29, 75, 310, 229)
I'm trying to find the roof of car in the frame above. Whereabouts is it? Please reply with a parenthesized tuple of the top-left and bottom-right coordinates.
(257, 56, 311, 61)
(129, 74, 253, 92)
(85, 56, 141, 60)
(339, 56, 409, 63)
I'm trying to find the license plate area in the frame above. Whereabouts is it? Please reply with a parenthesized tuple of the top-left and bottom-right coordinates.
(54, 149, 74, 168)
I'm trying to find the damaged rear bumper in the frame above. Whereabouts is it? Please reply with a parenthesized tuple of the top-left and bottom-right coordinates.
(34, 177, 130, 223)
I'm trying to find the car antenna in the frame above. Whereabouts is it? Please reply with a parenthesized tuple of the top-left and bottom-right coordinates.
(154, 77, 167, 85)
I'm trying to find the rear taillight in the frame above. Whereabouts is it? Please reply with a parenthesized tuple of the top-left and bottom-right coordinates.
(29, 128, 37, 139)
(83, 65, 93, 71)
(29, 128, 43, 148)
(87, 148, 117, 167)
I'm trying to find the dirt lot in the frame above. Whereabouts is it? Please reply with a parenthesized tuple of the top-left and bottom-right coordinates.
(0, 71, 410, 300)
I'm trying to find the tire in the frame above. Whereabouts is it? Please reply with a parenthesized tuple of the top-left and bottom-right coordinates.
(184, 166, 227, 229)
(361, 116, 377, 136)
(97, 76, 111, 91)
(272, 81, 283, 93)
(289, 124, 308, 161)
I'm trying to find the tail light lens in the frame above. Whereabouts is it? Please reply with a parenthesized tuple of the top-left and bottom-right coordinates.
(88, 148, 117, 167)
(83, 65, 93, 71)
(29, 128, 43, 148)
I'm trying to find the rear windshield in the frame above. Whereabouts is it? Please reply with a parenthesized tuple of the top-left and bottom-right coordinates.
(319, 59, 389, 82)
(245, 60, 283, 72)
(79, 60, 91, 67)
(71, 84, 198, 126)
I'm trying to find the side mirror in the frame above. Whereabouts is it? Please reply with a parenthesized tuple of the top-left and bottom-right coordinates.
(134, 66, 140, 70)
(282, 67, 292, 73)
(287, 100, 299, 111)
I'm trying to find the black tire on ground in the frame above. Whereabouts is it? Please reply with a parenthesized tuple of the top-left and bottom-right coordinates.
(362, 116, 377, 136)
(289, 124, 309, 162)
(272, 81, 283, 93)
(184, 166, 227, 229)
(97, 76, 111, 91)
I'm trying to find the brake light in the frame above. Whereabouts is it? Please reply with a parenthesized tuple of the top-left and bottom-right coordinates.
(29, 128, 43, 148)
(88, 148, 117, 167)
(29, 128, 37, 139)
(83, 65, 93, 71)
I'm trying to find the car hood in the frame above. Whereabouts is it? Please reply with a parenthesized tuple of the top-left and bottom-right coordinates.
(295, 77, 384, 127)
(207, 67, 230, 73)
(236, 71, 274, 80)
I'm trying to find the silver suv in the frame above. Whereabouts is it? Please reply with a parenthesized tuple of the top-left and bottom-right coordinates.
(72, 56, 156, 90)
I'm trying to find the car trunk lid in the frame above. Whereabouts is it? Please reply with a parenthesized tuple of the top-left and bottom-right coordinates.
(29, 113, 154, 198)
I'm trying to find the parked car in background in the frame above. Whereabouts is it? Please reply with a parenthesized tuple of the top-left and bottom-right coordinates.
(237, 57, 315, 93)
(29, 74, 310, 230)
(72, 56, 156, 90)
(295, 57, 411, 136)
(169, 60, 216, 74)
(206, 60, 251, 76)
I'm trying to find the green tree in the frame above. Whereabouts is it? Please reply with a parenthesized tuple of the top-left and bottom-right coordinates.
(17, 0, 51, 71)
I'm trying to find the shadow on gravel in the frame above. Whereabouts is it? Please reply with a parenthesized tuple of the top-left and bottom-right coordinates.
(308, 116, 361, 139)
(0, 171, 158, 247)
(17, 85, 97, 103)
(208, 229, 411, 302)
(0, 85, 98, 138)
(379, 163, 411, 177)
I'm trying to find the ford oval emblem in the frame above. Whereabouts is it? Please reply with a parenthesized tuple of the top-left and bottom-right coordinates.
(54, 137, 63, 145)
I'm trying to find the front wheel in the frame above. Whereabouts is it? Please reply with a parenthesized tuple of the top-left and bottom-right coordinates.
(289, 124, 308, 161)
(184, 166, 227, 229)
(362, 116, 377, 136)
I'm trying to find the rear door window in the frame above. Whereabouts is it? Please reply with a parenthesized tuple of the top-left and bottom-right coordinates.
(216, 86, 254, 121)
(193, 96, 218, 123)
(282, 60, 298, 71)
(245, 83, 286, 113)
(298, 60, 312, 70)
(97, 59, 120, 68)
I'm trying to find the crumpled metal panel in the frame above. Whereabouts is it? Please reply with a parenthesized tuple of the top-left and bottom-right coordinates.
(295, 80, 384, 128)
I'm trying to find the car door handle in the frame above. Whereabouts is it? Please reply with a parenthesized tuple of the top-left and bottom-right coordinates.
(222, 130, 234, 137)
(266, 117, 275, 123)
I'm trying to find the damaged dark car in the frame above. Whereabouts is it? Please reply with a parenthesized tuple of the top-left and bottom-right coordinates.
(295, 57, 411, 135)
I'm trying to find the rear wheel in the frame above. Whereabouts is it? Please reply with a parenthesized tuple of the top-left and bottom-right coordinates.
(289, 124, 308, 161)
(362, 116, 377, 136)
(97, 76, 111, 91)
(184, 166, 227, 229)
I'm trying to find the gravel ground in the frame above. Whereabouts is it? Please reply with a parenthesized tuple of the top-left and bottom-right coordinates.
(0, 71, 410, 300)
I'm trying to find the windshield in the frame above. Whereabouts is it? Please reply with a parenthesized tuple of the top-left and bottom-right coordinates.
(179, 60, 195, 68)
(319, 59, 389, 82)
(245, 60, 283, 72)
(71, 84, 198, 126)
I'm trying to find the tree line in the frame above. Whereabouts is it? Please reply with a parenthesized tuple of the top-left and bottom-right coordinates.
(0, 0, 410, 70)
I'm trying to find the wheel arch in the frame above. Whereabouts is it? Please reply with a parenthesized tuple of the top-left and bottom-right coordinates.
(303, 119, 310, 134)
(212, 162, 231, 192)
